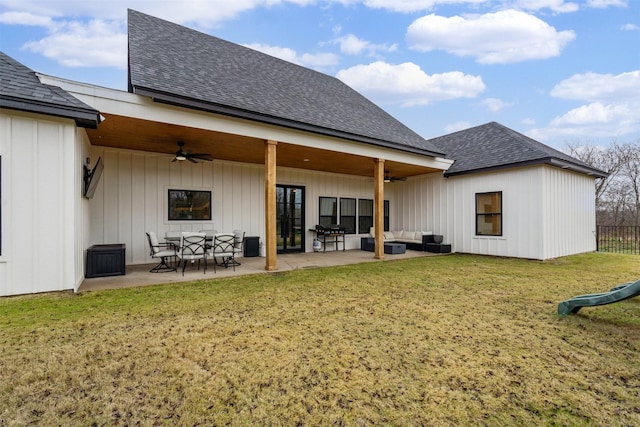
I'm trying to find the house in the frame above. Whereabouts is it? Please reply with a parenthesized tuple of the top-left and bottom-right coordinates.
(0, 10, 606, 296)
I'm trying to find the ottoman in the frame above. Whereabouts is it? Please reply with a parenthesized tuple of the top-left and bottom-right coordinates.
(384, 242, 406, 254)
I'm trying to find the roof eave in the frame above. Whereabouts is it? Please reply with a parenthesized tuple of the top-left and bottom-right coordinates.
(132, 85, 447, 159)
(0, 95, 100, 128)
(444, 157, 609, 178)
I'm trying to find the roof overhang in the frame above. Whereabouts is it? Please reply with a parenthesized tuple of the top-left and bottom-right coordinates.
(44, 76, 451, 179)
(0, 95, 100, 128)
(132, 85, 447, 159)
(444, 157, 609, 178)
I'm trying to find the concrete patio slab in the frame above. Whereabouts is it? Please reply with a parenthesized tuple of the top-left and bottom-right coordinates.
(78, 249, 440, 292)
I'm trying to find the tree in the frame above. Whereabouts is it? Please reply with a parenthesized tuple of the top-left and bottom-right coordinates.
(620, 140, 640, 225)
(565, 138, 640, 226)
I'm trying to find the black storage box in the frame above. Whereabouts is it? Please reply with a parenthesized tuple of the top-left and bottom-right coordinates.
(244, 236, 260, 257)
(86, 244, 126, 278)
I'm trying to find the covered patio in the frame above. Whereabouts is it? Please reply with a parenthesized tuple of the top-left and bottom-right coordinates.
(78, 249, 441, 292)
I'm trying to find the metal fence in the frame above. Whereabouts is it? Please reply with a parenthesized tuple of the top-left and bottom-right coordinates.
(596, 225, 640, 255)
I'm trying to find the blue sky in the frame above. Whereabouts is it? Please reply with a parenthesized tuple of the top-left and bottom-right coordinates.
(0, 0, 638, 149)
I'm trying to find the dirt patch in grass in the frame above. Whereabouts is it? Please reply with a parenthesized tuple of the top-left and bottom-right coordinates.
(1, 253, 639, 425)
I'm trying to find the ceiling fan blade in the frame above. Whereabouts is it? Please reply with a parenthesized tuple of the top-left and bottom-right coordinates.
(187, 157, 198, 163)
(191, 155, 212, 162)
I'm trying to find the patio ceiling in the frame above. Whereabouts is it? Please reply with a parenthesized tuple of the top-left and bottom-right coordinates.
(85, 113, 440, 179)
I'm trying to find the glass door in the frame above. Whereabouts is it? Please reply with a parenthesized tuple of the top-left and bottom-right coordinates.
(276, 185, 305, 253)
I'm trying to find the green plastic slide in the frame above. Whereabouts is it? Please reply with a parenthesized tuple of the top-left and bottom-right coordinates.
(557, 278, 640, 316)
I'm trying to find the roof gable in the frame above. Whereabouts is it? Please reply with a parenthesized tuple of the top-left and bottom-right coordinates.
(0, 52, 100, 128)
(127, 9, 445, 157)
(429, 122, 608, 178)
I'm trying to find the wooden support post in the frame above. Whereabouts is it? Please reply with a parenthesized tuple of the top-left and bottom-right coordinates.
(373, 158, 385, 260)
(265, 140, 278, 271)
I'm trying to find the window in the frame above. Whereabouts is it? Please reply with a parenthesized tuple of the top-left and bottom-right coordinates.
(319, 197, 337, 227)
(476, 191, 502, 236)
(358, 199, 373, 234)
(168, 189, 211, 221)
(384, 200, 390, 232)
(340, 198, 356, 234)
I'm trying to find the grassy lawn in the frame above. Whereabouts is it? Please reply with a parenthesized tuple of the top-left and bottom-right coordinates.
(1, 253, 639, 426)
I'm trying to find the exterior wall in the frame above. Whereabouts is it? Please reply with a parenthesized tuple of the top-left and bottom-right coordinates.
(0, 110, 84, 296)
(396, 165, 596, 260)
(88, 146, 383, 265)
(541, 166, 597, 259)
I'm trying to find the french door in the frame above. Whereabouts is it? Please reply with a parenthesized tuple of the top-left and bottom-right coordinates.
(276, 185, 305, 253)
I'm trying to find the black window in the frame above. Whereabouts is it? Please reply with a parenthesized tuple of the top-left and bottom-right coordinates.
(168, 189, 211, 221)
(384, 200, 390, 232)
(319, 197, 337, 227)
(340, 198, 356, 234)
(476, 191, 502, 236)
(358, 199, 373, 234)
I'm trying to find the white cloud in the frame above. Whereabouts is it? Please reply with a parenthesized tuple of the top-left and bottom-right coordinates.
(481, 98, 513, 112)
(444, 121, 472, 133)
(511, 0, 579, 13)
(335, 34, 397, 56)
(336, 61, 485, 106)
(586, 0, 627, 8)
(550, 71, 640, 103)
(550, 102, 633, 126)
(0, 11, 54, 27)
(0, 0, 317, 27)
(358, 0, 486, 13)
(244, 43, 339, 68)
(521, 117, 536, 125)
(531, 71, 640, 141)
(406, 9, 576, 64)
(621, 23, 640, 31)
(22, 19, 127, 68)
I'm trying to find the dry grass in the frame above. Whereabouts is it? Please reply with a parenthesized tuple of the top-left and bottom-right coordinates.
(1, 253, 639, 426)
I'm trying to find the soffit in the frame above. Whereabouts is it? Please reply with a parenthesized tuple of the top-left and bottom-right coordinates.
(86, 113, 439, 178)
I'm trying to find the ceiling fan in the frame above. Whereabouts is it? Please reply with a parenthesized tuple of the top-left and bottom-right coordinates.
(172, 141, 212, 163)
(384, 170, 407, 183)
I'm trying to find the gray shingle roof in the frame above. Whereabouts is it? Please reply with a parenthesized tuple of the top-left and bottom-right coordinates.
(0, 52, 100, 128)
(428, 122, 608, 178)
(127, 9, 445, 157)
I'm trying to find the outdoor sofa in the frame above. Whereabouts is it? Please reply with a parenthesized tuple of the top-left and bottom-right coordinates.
(363, 228, 451, 252)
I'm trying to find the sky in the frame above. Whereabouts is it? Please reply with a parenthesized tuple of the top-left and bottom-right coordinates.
(0, 0, 639, 150)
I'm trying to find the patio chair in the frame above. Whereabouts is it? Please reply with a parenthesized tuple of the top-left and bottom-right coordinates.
(199, 229, 218, 249)
(146, 232, 177, 272)
(178, 232, 207, 276)
(208, 233, 236, 272)
(232, 230, 245, 266)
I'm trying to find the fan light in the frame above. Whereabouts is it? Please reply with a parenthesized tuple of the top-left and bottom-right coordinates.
(176, 154, 187, 161)
(384, 171, 391, 183)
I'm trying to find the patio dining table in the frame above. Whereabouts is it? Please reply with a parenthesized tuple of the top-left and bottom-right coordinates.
(165, 233, 241, 267)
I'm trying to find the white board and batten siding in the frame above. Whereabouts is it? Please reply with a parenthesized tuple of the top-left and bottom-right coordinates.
(0, 110, 90, 296)
(88, 147, 384, 266)
(396, 165, 596, 260)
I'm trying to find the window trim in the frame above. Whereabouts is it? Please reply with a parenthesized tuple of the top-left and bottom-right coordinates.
(339, 197, 356, 234)
(475, 191, 503, 236)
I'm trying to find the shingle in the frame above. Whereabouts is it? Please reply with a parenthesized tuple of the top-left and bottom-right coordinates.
(429, 122, 607, 177)
(127, 9, 445, 157)
(0, 51, 99, 128)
